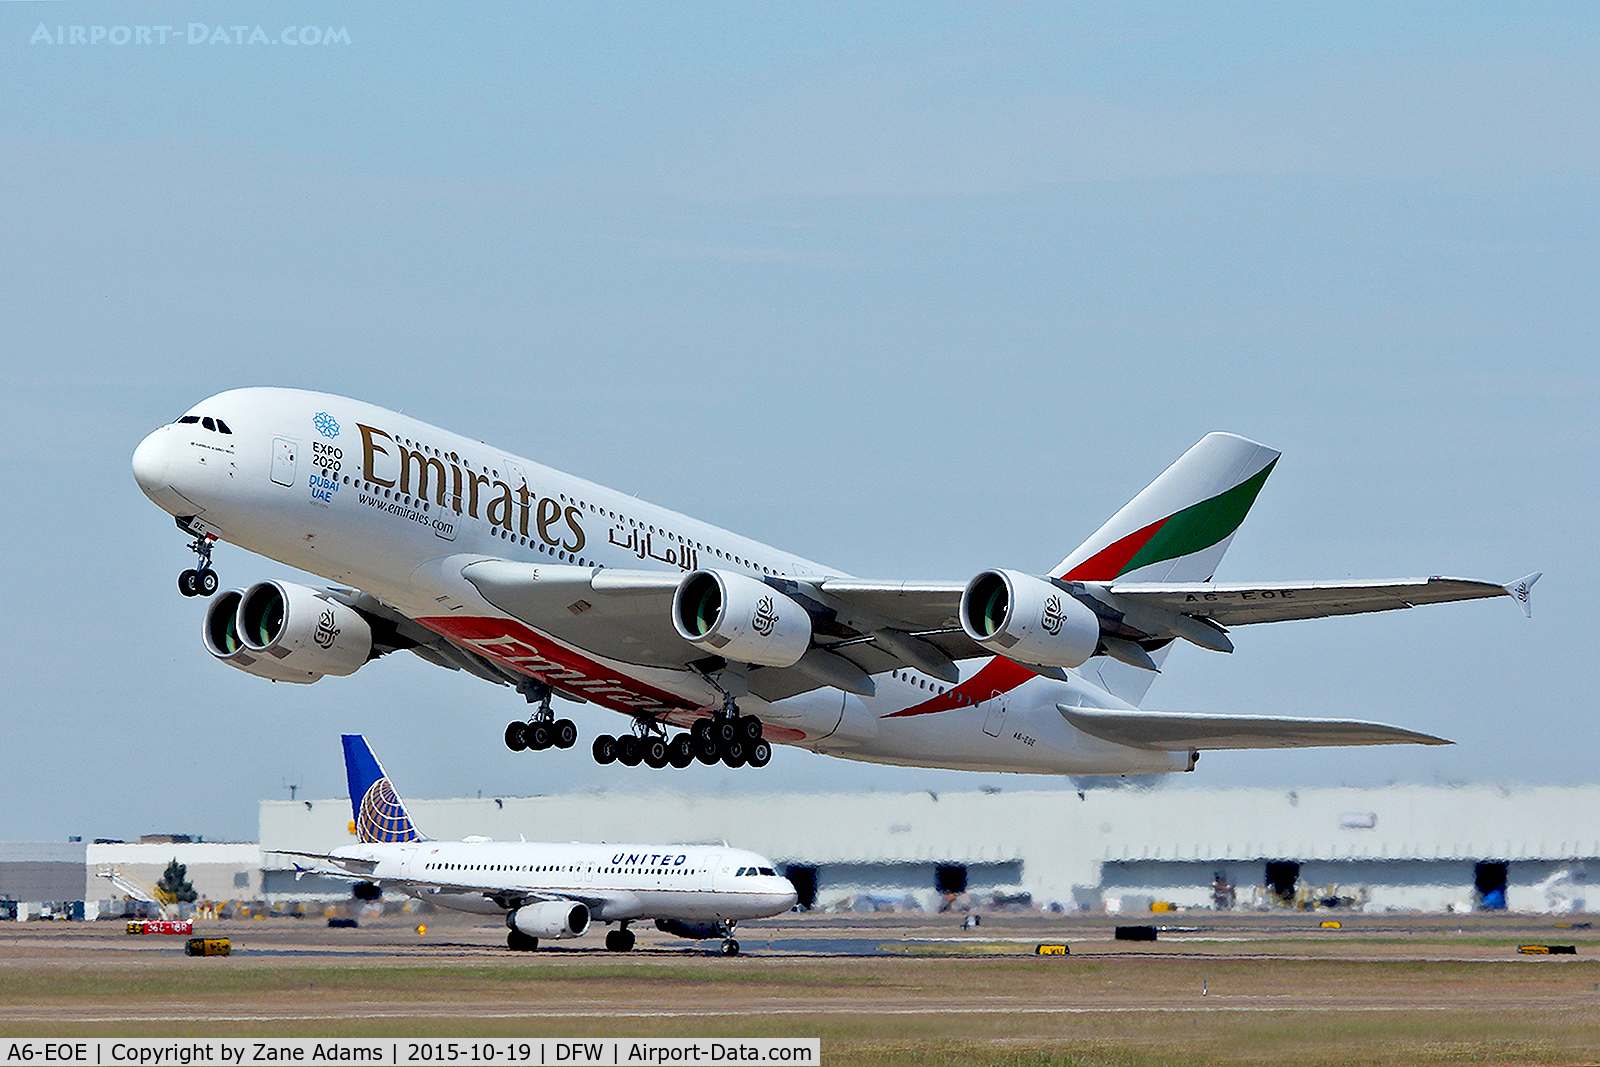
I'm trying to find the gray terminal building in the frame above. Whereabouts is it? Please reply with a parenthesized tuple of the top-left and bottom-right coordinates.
(5, 784, 1597, 916)
(252, 783, 1600, 914)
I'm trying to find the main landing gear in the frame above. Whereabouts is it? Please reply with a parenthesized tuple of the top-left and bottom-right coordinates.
(604, 923, 636, 952)
(176, 530, 220, 598)
(591, 708, 770, 771)
(504, 681, 578, 754)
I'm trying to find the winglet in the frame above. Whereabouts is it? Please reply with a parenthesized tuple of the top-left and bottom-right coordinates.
(1504, 572, 1541, 619)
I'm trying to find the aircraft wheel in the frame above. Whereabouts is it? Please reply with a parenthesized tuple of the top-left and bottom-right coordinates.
(739, 715, 763, 742)
(553, 719, 578, 749)
(527, 722, 553, 751)
(722, 739, 748, 768)
(747, 739, 772, 768)
(668, 735, 695, 768)
(178, 570, 200, 597)
(592, 735, 617, 765)
(198, 570, 219, 596)
(507, 930, 539, 951)
(642, 738, 669, 769)
(691, 719, 713, 745)
(693, 734, 719, 765)
(605, 929, 635, 952)
(715, 718, 738, 744)
(720, 938, 740, 957)
(617, 735, 642, 767)
(504, 722, 529, 752)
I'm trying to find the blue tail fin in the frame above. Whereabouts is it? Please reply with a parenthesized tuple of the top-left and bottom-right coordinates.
(341, 734, 421, 843)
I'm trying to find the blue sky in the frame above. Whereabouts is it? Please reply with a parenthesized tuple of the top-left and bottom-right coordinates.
(1, 3, 1593, 841)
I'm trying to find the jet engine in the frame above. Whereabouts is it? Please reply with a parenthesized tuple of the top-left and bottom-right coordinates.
(202, 581, 373, 683)
(654, 917, 723, 940)
(672, 570, 811, 667)
(960, 569, 1100, 668)
(508, 901, 590, 939)
(203, 588, 337, 683)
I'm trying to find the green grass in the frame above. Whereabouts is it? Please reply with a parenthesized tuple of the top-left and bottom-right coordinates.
(6, 939, 1600, 1064)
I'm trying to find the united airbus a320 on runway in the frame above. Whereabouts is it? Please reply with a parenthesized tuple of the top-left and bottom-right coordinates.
(132, 389, 1537, 777)
(282, 735, 796, 955)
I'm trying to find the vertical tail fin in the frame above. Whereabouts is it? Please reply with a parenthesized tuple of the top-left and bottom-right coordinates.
(1054, 432, 1280, 583)
(1058, 433, 1278, 708)
(341, 734, 421, 844)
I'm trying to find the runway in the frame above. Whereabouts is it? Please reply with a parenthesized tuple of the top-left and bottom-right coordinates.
(3, 911, 1597, 1065)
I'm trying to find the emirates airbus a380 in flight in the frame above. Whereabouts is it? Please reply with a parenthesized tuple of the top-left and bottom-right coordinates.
(132, 389, 1537, 777)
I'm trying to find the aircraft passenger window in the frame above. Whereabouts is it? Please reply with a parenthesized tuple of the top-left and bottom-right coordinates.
(216, 420, 232, 434)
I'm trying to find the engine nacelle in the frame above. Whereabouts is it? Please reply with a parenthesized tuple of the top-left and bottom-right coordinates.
(672, 570, 811, 668)
(654, 917, 723, 940)
(508, 900, 590, 940)
(203, 588, 335, 684)
(959, 569, 1101, 668)
(208, 581, 374, 683)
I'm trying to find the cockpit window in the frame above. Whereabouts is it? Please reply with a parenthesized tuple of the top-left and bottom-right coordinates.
(758, 867, 776, 876)
(178, 414, 232, 434)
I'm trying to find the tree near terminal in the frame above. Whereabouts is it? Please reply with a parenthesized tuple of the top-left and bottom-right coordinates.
(158, 858, 198, 903)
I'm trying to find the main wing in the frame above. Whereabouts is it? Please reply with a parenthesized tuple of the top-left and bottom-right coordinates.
(461, 561, 984, 701)
(266, 847, 629, 913)
(458, 560, 1537, 700)
(1097, 574, 1539, 627)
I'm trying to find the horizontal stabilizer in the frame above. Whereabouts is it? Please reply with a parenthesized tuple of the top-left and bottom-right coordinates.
(265, 849, 379, 876)
(1057, 704, 1450, 751)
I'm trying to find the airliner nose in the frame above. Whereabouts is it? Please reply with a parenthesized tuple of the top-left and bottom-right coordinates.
(131, 429, 171, 500)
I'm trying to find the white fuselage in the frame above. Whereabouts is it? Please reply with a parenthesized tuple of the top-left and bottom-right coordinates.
(132, 388, 1188, 776)
(328, 839, 796, 921)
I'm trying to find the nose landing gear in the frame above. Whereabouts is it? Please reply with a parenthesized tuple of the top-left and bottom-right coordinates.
(177, 528, 220, 598)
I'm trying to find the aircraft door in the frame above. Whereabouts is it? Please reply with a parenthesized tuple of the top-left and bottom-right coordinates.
(271, 437, 299, 488)
(982, 692, 1008, 738)
(699, 852, 721, 892)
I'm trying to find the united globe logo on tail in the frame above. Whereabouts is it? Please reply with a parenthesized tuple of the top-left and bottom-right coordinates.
(356, 777, 418, 843)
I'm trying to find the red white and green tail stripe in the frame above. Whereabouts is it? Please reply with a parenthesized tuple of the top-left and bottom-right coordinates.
(1054, 433, 1280, 584)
